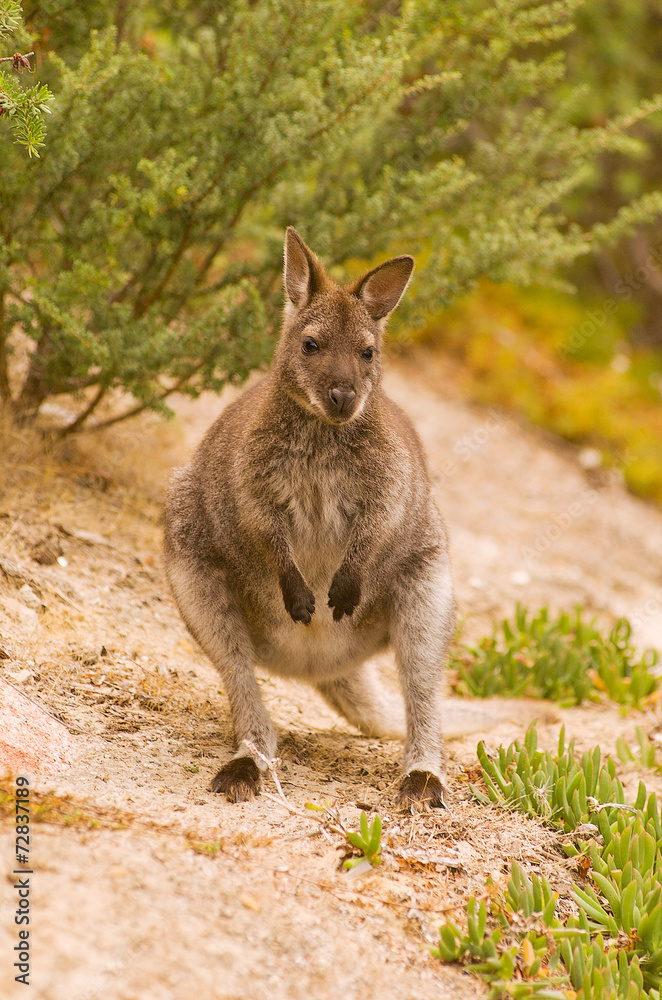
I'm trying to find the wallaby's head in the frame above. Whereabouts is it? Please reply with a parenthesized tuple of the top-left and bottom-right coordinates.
(273, 227, 414, 425)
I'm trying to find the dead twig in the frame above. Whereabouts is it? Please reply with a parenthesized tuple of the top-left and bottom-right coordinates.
(0, 52, 34, 71)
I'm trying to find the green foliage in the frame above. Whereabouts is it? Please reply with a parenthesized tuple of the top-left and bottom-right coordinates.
(436, 723, 662, 998)
(432, 867, 572, 998)
(343, 811, 382, 870)
(433, 904, 553, 995)
(570, 802, 662, 991)
(451, 604, 660, 708)
(3, 0, 662, 430)
(0, 1, 53, 156)
(616, 727, 660, 771)
(415, 280, 662, 504)
(0, 1, 21, 35)
(0, 71, 50, 154)
(471, 723, 626, 832)
(555, 2, 662, 352)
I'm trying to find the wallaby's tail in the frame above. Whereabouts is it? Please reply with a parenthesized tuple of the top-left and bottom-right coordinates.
(316, 662, 406, 741)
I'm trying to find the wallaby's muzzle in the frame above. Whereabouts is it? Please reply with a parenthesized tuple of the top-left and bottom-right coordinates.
(328, 385, 357, 419)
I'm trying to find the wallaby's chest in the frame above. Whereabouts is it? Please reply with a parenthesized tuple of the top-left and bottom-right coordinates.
(271, 453, 358, 540)
(260, 445, 359, 584)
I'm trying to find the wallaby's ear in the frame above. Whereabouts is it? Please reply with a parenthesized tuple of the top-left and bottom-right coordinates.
(283, 227, 326, 310)
(352, 256, 414, 321)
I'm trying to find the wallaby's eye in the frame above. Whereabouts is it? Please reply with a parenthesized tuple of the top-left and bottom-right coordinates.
(302, 337, 319, 355)
(362, 347, 375, 362)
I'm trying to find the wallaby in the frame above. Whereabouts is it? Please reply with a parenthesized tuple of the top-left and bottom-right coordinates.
(163, 228, 455, 808)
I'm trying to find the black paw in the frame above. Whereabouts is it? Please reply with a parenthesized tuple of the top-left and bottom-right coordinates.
(397, 770, 446, 811)
(327, 569, 361, 621)
(280, 568, 315, 625)
(210, 757, 261, 802)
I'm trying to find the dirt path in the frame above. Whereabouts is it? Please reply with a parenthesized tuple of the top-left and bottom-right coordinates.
(1, 354, 662, 1000)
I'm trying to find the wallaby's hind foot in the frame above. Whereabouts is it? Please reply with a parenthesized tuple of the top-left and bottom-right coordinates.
(397, 770, 447, 811)
(210, 757, 261, 802)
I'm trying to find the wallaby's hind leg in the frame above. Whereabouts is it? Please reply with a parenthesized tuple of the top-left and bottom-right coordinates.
(316, 663, 406, 741)
(390, 549, 455, 810)
(166, 557, 277, 801)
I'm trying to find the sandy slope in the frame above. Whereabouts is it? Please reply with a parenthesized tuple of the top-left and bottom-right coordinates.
(1, 354, 662, 1000)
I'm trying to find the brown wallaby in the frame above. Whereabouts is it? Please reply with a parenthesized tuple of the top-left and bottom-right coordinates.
(163, 228, 455, 808)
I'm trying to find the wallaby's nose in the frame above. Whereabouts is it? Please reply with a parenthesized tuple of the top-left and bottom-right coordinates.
(328, 386, 356, 415)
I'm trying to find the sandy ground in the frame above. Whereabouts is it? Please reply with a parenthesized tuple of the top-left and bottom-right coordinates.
(1, 352, 662, 1000)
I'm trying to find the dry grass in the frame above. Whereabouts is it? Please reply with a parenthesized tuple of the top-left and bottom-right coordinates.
(0, 409, 225, 765)
(0, 777, 129, 831)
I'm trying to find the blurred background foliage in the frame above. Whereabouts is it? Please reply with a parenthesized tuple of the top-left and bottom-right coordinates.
(415, 280, 662, 500)
(410, 0, 662, 504)
(0, 0, 661, 504)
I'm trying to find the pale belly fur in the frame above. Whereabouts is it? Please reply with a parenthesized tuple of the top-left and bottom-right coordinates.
(257, 602, 388, 682)
(250, 483, 388, 681)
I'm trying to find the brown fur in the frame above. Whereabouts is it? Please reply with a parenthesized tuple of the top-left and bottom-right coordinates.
(163, 228, 455, 808)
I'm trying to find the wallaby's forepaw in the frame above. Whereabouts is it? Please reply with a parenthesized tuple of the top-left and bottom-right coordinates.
(397, 770, 446, 812)
(210, 757, 261, 802)
(280, 568, 316, 625)
(327, 569, 361, 621)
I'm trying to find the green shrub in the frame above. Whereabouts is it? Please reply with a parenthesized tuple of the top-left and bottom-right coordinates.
(435, 724, 662, 998)
(450, 604, 660, 708)
(4, 0, 662, 431)
(0, 1, 52, 156)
